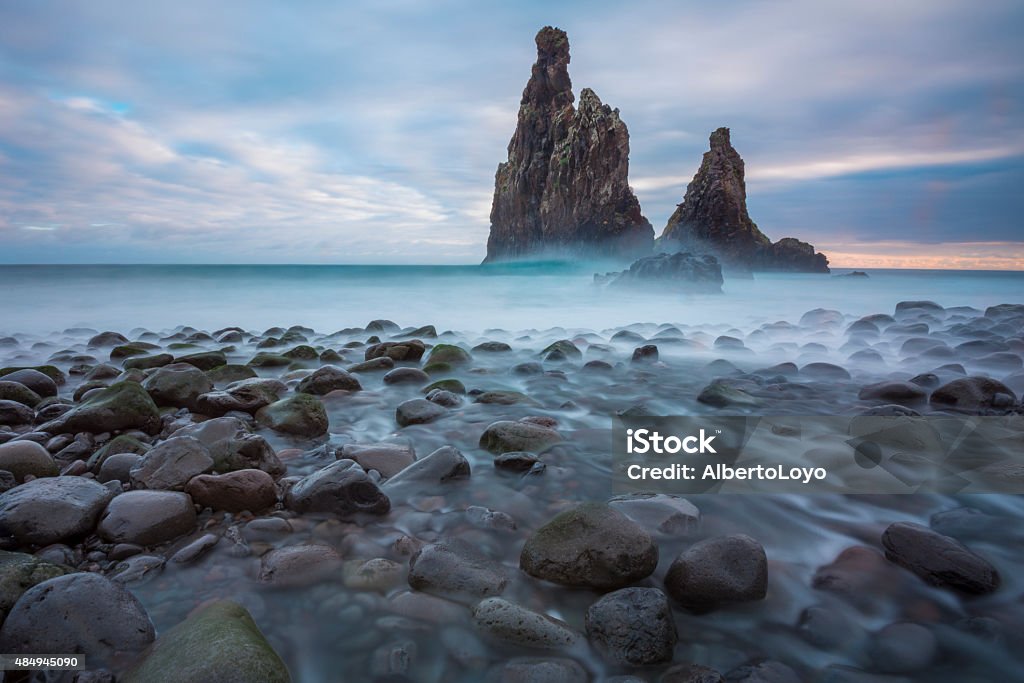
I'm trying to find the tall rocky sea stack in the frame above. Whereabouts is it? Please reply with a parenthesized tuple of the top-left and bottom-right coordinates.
(483, 27, 654, 263)
(659, 128, 829, 273)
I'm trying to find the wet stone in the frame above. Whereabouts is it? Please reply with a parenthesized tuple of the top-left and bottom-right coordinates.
(425, 388, 462, 407)
(383, 445, 470, 489)
(255, 393, 329, 438)
(0, 550, 75, 622)
(172, 417, 284, 477)
(0, 441, 58, 483)
(122, 600, 289, 683)
(97, 490, 197, 546)
(395, 398, 448, 427)
(479, 420, 561, 454)
(0, 476, 115, 545)
(129, 436, 213, 491)
(408, 539, 508, 599)
(487, 657, 588, 683)
(383, 367, 431, 386)
(339, 442, 416, 479)
(0, 572, 154, 662)
(929, 376, 1017, 412)
(259, 544, 342, 586)
(472, 597, 579, 649)
(520, 503, 658, 590)
(493, 451, 542, 472)
(585, 586, 677, 665)
(186, 469, 278, 513)
(664, 534, 767, 611)
(98, 452, 144, 484)
(296, 365, 362, 394)
(881, 521, 999, 594)
(858, 381, 927, 404)
(285, 459, 390, 517)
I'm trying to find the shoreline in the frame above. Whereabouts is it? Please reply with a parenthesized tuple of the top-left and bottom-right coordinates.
(0, 298, 1022, 681)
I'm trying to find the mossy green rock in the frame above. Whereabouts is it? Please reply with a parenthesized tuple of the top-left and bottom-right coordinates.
(256, 393, 328, 437)
(87, 434, 151, 470)
(423, 379, 467, 395)
(41, 382, 162, 435)
(473, 341, 513, 353)
(283, 345, 318, 360)
(111, 342, 161, 360)
(0, 381, 42, 407)
(0, 366, 66, 385)
(207, 364, 258, 386)
(248, 353, 292, 368)
(422, 362, 452, 375)
(540, 340, 582, 360)
(124, 354, 174, 371)
(124, 600, 291, 683)
(696, 380, 761, 408)
(520, 503, 659, 590)
(175, 351, 227, 372)
(426, 344, 472, 366)
(479, 420, 560, 453)
(0, 550, 75, 622)
(475, 391, 537, 406)
(319, 349, 343, 362)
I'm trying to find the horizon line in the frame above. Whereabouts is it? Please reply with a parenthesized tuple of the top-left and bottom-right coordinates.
(1, 262, 1023, 273)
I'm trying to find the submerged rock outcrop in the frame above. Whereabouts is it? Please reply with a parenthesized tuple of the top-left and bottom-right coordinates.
(596, 251, 723, 293)
(658, 127, 829, 273)
(484, 27, 653, 263)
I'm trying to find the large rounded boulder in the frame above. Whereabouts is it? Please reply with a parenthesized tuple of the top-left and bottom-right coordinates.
(0, 572, 154, 661)
(40, 382, 162, 435)
(143, 363, 213, 410)
(0, 441, 58, 483)
(664, 535, 768, 611)
(284, 459, 390, 517)
(519, 503, 658, 590)
(0, 477, 115, 545)
(123, 600, 290, 683)
(97, 490, 198, 546)
(255, 394, 329, 438)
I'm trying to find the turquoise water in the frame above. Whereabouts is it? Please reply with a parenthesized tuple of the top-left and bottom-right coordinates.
(1, 263, 1022, 336)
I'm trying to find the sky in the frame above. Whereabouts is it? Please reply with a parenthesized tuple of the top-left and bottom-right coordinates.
(0, 0, 1022, 268)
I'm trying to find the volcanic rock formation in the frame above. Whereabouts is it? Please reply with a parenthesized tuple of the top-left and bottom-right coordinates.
(596, 252, 724, 293)
(658, 128, 829, 273)
(483, 27, 654, 263)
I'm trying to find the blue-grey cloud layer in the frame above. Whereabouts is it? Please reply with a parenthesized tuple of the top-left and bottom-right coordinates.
(1, 0, 1022, 265)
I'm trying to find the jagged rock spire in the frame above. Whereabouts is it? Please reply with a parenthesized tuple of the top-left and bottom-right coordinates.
(484, 27, 653, 263)
(659, 128, 829, 273)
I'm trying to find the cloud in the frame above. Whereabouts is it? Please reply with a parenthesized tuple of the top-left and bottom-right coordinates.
(824, 240, 1024, 270)
(0, 0, 1022, 265)
(632, 143, 1024, 192)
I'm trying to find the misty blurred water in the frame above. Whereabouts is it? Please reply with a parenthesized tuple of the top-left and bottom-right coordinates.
(1, 263, 1021, 336)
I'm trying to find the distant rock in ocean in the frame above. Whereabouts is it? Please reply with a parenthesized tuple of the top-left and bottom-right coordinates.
(483, 27, 654, 263)
(596, 251, 723, 293)
(658, 128, 829, 273)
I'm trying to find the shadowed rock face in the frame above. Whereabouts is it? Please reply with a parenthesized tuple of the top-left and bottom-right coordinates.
(484, 27, 653, 263)
(659, 127, 829, 273)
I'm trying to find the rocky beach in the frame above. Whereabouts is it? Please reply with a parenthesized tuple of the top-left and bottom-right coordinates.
(0, 295, 1022, 682)
(2, 4, 1023, 681)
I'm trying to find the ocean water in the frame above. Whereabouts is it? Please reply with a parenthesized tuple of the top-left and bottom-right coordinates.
(1, 263, 1022, 336)
(2, 263, 1024, 681)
